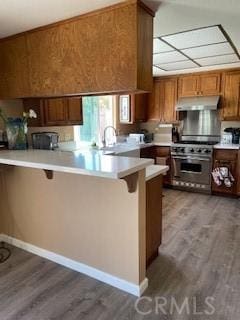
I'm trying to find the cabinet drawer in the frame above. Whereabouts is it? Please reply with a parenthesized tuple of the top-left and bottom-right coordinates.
(155, 146, 170, 157)
(214, 149, 238, 161)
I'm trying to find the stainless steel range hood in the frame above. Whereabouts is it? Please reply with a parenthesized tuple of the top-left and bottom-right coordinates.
(176, 95, 219, 111)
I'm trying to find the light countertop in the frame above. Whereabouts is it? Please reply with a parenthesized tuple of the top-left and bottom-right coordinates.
(213, 143, 240, 150)
(0, 149, 154, 179)
(145, 165, 169, 181)
(153, 142, 172, 147)
(57, 141, 171, 154)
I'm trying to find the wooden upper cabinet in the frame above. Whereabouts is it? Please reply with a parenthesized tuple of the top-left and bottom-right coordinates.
(0, 1, 154, 99)
(199, 73, 221, 96)
(178, 75, 199, 97)
(0, 35, 30, 98)
(148, 78, 177, 123)
(23, 97, 83, 126)
(66, 97, 83, 125)
(222, 71, 240, 120)
(25, 1, 154, 97)
(178, 72, 221, 97)
(148, 81, 161, 120)
(132, 94, 148, 122)
(44, 98, 67, 126)
(161, 78, 177, 123)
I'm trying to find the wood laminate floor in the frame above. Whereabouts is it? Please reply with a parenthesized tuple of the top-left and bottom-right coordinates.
(0, 189, 240, 320)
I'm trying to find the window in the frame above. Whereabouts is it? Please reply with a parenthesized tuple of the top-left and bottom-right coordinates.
(74, 95, 116, 145)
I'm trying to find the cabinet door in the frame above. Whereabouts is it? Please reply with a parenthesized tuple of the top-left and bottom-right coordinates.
(148, 78, 177, 122)
(146, 175, 163, 267)
(222, 72, 240, 120)
(140, 146, 156, 159)
(44, 98, 67, 126)
(178, 75, 199, 97)
(212, 149, 238, 195)
(0, 36, 30, 99)
(199, 73, 221, 96)
(133, 94, 147, 122)
(147, 82, 161, 120)
(161, 78, 177, 123)
(23, 98, 44, 127)
(155, 147, 171, 185)
(66, 97, 83, 125)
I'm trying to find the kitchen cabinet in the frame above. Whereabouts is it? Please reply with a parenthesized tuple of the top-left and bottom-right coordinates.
(0, 1, 153, 99)
(146, 174, 162, 267)
(221, 71, 240, 120)
(148, 77, 178, 123)
(0, 35, 30, 99)
(132, 94, 148, 122)
(23, 97, 83, 126)
(118, 94, 148, 124)
(140, 146, 171, 186)
(212, 149, 238, 196)
(155, 146, 172, 186)
(178, 72, 221, 97)
(140, 146, 155, 159)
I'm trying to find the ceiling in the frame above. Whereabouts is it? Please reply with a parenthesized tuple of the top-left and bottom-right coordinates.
(0, 0, 124, 38)
(151, 0, 240, 75)
(0, 0, 240, 75)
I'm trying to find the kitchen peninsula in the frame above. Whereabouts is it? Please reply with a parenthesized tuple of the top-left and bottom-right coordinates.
(0, 149, 168, 296)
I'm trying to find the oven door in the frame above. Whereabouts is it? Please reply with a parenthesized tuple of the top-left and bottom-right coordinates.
(172, 155, 211, 185)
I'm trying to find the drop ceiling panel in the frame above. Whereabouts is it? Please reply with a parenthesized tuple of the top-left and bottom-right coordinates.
(153, 38, 174, 54)
(162, 26, 226, 49)
(182, 42, 234, 59)
(196, 54, 239, 66)
(153, 51, 187, 64)
(156, 60, 198, 71)
(153, 66, 164, 73)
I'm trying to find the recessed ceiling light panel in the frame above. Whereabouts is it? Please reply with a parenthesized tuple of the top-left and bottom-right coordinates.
(182, 42, 234, 59)
(162, 26, 226, 49)
(155, 60, 198, 71)
(153, 25, 240, 72)
(153, 51, 187, 64)
(153, 38, 174, 54)
(195, 54, 239, 66)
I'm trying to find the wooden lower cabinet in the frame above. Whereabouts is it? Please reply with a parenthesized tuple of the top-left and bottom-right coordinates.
(23, 97, 83, 126)
(146, 174, 162, 267)
(155, 146, 171, 185)
(140, 146, 171, 186)
(212, 149, 238, 196)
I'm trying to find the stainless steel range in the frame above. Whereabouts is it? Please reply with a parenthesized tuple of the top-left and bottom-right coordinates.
(171, 142, 215, 193)
(171, 97, 221, 193)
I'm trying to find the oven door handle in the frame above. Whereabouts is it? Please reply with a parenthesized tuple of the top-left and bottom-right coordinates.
(172, 156, 210, 162)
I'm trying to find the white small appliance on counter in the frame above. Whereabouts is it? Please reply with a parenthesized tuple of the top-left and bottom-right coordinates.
(128, 133, 145, 144)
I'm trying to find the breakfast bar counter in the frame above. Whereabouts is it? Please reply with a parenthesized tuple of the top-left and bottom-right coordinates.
(0, 148, 168, 297)
(0, 149, 154, 179)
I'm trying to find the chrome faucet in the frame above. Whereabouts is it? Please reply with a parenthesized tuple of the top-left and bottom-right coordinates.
(102, 126, 117, 147)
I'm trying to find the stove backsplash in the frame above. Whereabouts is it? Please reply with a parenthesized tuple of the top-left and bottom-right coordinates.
(181, 110, 221, 139)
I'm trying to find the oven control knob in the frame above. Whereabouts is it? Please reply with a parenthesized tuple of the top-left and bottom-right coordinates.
(190, 148, 194, 153)
(197, 149, 202, 153)
(204, 149, 210, 153)
(173, 147, 178, 152)
(180, 148, 185, 153)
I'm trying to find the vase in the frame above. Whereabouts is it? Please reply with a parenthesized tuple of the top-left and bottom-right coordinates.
(6, 119, 27, 150)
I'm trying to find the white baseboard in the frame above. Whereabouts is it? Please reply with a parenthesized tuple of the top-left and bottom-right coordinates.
(0, 233, 148, 297)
